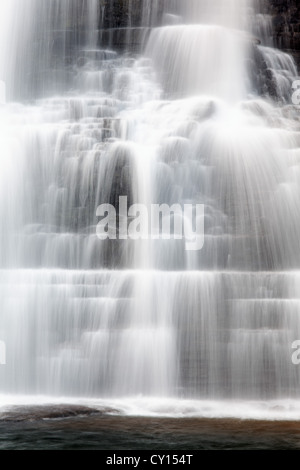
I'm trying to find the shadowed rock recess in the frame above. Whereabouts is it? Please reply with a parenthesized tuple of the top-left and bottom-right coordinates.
(261, 0, 300, 66)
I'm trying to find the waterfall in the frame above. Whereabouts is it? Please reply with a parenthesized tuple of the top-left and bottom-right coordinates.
(1, 0, 100, 100)
(0, 0, 300, 417)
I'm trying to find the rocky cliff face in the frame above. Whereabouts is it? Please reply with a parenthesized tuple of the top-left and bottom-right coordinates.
(100, 1, 300, 68)
(99, 0, 164, 51)
(261, 0, 300, 68)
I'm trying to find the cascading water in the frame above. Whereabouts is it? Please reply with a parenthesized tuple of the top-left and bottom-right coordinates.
(1, 0, 300, 419)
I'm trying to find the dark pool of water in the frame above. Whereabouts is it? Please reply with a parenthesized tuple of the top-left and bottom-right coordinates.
(0, 415, 300, 450)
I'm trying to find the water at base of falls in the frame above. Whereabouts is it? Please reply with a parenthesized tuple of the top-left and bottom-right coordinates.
(0, 0, 300, 421)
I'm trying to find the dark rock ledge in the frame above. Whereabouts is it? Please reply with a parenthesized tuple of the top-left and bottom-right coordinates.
(0, 405, 118, 422)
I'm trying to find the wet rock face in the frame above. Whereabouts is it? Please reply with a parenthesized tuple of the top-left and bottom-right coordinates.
(101, 0, 141, 29)
(264, 0, 300, 67)
(99, 0, 164, 51)
(0, 405, 117, 422)
(100, 0, 164, 29)
(100, 1, 300, 64)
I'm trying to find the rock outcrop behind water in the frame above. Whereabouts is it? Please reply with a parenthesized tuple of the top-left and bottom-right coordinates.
(262, 0, 300, 66)
(101, 0, 300, 65)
